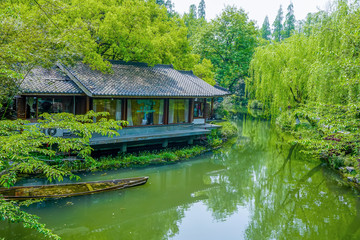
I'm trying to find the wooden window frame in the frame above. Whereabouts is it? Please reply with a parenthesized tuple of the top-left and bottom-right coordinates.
(193, 98, 206, 119)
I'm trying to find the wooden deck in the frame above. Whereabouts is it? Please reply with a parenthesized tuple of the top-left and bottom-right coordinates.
(90, 124, 220, 151)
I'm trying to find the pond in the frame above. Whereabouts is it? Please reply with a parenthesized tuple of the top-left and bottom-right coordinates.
(1, 116, 360, 239)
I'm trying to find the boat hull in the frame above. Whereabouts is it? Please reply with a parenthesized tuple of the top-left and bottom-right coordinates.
(0, 177, 148, 200)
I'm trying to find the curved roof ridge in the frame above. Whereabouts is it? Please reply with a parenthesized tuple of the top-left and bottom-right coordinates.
(154, 64, 174, 69)
(178, 70, 194, 75)
(107, 60, 148, 67)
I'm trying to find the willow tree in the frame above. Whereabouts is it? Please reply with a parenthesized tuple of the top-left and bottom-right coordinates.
(247, 0, 360, 117)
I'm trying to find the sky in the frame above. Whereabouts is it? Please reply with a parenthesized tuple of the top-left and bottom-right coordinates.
(171, 0, 332, 27)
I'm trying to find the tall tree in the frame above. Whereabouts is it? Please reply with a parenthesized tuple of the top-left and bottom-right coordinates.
(260, 16, 271, 40)
(283, 2, 296, 38)
(194, 6, 258, 90)
(198, 0, 206, 19)
(156, 0, 165, 5)
(189, 4, 197, 19)
(165, 0, 174, 15)
(272, 5, 283, 42)
(182, 2, 207, 51)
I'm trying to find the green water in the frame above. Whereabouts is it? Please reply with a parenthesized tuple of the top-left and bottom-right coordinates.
(1, 117, 360, 240)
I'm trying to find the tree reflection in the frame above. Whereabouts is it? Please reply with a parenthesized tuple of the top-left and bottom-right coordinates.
(203, 116, 360, 239)
(2, 116, 360, 239)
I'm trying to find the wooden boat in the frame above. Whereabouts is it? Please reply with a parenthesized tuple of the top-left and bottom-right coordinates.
(0, 177, 148, 200)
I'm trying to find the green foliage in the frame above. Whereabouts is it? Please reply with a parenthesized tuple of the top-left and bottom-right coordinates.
(193, 59, 216, 86)
(0, 0, 90, 117)
(247, 1, 360, 118)
(63, 0, 190, 69)
(189, 4, 197, 19)
(217, 121, 238, 138)
(283, 3, 296, 38)
(156, 0, 165, 5)
(198, 0, 206, 19)
(248, 1, 360, 183)
(214, 95, 248, 118)
(277, 103, 360, 178)
(248, 100, 263, 110)
(272, 5, 283, 42)
(207, 121, 238, 147)
(192, 6, 258, 91)
(0, 111, 124, 188)
(260, 16, 271, 40)
(0, 0, 206, 117)
(182, 4, 207, 42)
(0, 199, 59, 239)
(57, 146, 207, 171)
(0, 112, 124, 238)
(207, 130, 223, 147)
(165, 0, 175, 16)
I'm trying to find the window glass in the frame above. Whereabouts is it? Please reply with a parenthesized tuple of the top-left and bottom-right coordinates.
(93, 99, 122, 121)
(194, 99, 204, 118)
(127, 99, 164, 126)
(38, 97, 73, 115)
(26, 97, 37, 119)
(26, 97, 74, 119)
(169, 99, 189, 124)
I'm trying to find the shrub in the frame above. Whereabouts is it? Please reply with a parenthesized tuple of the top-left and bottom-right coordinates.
(217, 122, 238, 138)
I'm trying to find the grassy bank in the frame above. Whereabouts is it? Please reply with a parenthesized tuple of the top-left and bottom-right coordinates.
(50, 145, 208, 172)
(277, 104, 360, 186)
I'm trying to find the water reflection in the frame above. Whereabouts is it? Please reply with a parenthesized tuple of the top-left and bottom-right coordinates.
(202, 116, 360, 240)
(1, 116, 360, 239)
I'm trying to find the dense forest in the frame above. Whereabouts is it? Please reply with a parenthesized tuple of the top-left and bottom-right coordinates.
(1, 0, 360, 238)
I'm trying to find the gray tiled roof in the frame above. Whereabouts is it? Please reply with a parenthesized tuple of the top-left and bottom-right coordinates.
(65, 61, 229, 97)
(21, 61, 230, 97)
(21, 67, 83, 94)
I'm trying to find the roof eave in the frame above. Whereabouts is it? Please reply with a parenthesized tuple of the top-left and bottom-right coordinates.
(57, 62, 93, 97)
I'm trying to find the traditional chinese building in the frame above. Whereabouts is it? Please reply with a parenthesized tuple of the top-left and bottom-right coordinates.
(16, 61, 229, 151)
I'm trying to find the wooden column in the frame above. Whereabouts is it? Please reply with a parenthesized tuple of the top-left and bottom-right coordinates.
(203, 98, 207, 122)
(73, 96, 76, 115)
(189, 99, 194, 123)
(85, 96, 90, 113)
(122, 99, 127, 121)
(164, 99, 169, 125)
(35, 98, 39, 119)
(16, 96, 26, 120)
(211, 98, 214, 119)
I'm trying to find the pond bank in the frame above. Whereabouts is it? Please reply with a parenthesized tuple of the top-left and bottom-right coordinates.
(47, 122, 238, 174)
(274, 104, 360, 190)
(53, 145, 211, 173)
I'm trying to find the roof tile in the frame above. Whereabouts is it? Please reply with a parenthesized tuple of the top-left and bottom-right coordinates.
(21, 66, 83, 94)
(67, 61, 229, 97)
(21, 61, 230, 97)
